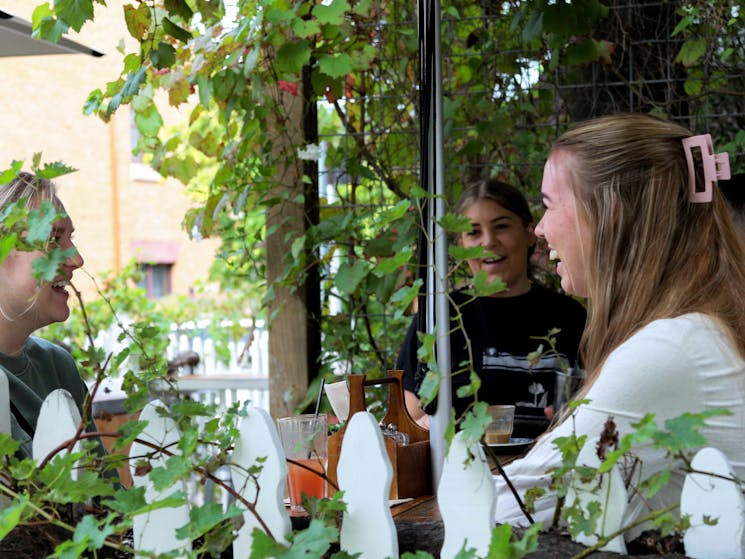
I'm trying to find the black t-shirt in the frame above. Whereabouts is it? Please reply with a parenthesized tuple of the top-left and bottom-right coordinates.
(395, 284, 587, 436)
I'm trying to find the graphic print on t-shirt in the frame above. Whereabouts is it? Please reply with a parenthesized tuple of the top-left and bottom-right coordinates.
(482, 347, 567, 410)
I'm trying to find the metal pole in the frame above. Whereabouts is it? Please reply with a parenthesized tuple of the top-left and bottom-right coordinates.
(419, 0, 451, 489)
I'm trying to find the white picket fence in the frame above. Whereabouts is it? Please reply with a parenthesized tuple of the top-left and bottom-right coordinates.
(5, 385, 745, 559)
(92, 317, 271, 413)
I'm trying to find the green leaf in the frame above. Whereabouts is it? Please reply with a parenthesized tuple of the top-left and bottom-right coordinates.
(165, 0, 194, 21)
(470, 270, 507, 296)
(72, 514, 115, 550)
(151, 41, 177, 70)
(292, 18, 321, 38)
(196, 75, 213, 107)
(0, 233, 18, 265)
(684, 78, 702, 96)
(459, 401, 490, 442)
(176, 502, 241, 540)
(390, 280, 422, 311)
(0, 496, 27, 540)
(437, 212, 471, 233)
(373, 247, 412, 275)
(54, 0, 94, 32)
(675, 38, 707, 67)
(163, 17, 193, 43)
(291, 235, 306, 261)
(449, 245, 487, 261)
(36, 161, 77, 180)
(286, 518, 337, 557)
(123, 2, 151, 41)
(378, 200, 411, 225)
(83, 88, 104, 115)
(277, 40, 311, 75)
(105, 486, 148, 514)
(312, 0, 351, 25)
(135, 105, 164, 138)
(318, 53, 353, 79)
(521, 11, 543, 42)
(335, 260, 369, 295)
(671, 15, 694, 37)
(26, 201, 59, 243)
(0, 161, 23, 184)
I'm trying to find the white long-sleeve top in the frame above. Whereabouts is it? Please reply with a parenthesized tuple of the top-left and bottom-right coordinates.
(494, 313, 745, 539)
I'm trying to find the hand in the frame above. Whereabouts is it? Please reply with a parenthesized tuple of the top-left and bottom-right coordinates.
(416, 414, 431, 430)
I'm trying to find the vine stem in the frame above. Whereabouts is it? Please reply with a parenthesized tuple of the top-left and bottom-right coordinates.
(568, 503, 678, 559)
(35, 430, 277, 539)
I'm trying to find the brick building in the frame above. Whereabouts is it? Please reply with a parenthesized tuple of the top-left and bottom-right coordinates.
(0, 1, 218, 300)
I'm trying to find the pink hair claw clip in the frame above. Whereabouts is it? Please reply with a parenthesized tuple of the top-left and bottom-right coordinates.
(682, 133, 731, 203)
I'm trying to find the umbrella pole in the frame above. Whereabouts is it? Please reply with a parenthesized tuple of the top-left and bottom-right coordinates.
(418, 0, 451, 488)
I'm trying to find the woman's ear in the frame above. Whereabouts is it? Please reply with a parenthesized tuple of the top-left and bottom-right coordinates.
(526, 223, 537, 247)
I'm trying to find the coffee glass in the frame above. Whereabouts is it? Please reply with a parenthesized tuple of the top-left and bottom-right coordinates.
(484, 404, 515, 444)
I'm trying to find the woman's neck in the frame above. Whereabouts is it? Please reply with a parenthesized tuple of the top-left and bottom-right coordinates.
(0, 324, 31, 357)
(491, 277, 532, 298)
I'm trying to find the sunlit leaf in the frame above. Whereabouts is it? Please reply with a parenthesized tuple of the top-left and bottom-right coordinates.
(54, 0, 94, 32)
(313, 0, 350, 25)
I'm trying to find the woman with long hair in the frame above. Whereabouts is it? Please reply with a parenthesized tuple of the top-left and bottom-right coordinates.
(495, 113, 745, 539)
(397, 178, 587, 436)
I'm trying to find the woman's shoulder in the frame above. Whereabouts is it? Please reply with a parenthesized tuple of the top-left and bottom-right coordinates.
(613, 313, 740, 368)
(26, 337, 76, 364)
(632, 313, 727, 342)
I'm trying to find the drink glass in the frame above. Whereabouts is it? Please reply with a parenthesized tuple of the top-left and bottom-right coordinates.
(553, 368, 584, 414)
(276, 414, 328, 512)
(484, 405, 515, 444)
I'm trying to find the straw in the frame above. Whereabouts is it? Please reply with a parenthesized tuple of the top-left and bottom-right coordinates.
(314, 377, 326, 417)
(309, 377, 326, 459)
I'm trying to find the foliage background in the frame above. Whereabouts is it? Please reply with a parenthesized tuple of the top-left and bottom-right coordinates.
(31, 0, 745, 409)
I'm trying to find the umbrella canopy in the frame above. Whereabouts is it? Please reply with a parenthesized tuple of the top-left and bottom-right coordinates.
(0, 10, 102, 57)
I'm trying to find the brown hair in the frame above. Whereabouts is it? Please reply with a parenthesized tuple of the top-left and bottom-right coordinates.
(552, 113, 745, 392)
(455, 177, 536, 261)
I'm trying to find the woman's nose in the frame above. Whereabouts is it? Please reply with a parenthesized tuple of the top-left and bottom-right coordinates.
(535, 217, 545, 239)
(482, 229, 497, 246)
(65, 244, 84, 270)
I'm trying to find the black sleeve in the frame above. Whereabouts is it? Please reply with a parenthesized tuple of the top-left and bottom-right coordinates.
(395, 316, 422, 393)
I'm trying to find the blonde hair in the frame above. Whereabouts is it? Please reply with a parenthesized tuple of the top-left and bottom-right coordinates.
(0, 172, 61, 212)
(552, 113, 745, 393)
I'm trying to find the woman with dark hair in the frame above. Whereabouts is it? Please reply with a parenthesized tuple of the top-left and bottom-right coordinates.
(494, 113, 745, 540)
(396, 178, 587, 436)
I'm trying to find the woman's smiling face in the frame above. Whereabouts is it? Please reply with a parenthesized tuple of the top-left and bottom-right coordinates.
(460, 198, 535, 296)
(535, 151, 591, 297)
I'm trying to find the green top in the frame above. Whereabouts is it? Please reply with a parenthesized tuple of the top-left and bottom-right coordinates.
(1, 337, 89, 458)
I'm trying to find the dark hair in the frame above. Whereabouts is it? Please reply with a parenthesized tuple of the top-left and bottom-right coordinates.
(455, 177, 535, 259)
(455, 178, 533, 225)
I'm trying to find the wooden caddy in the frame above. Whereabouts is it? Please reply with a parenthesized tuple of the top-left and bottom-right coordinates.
(327, 370, 432, 499)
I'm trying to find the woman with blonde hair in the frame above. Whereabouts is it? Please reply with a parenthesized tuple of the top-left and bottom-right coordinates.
(494, 113, 745, 539)
(0, 172, 88, 458)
